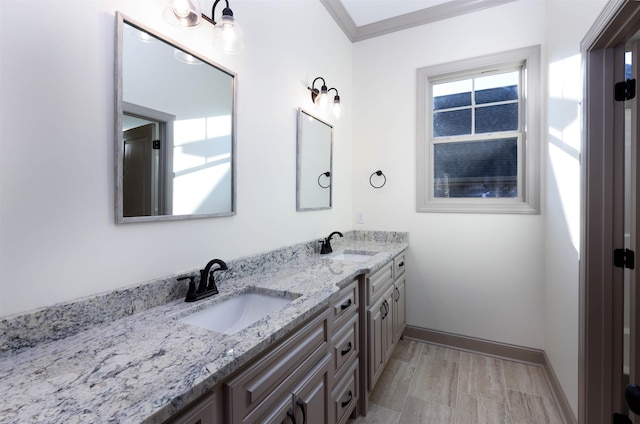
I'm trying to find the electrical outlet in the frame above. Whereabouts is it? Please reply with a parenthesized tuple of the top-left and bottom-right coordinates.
(356, 211, 364, 224)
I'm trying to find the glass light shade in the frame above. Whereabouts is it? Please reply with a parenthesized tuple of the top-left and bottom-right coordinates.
(315, 88, 329, 108)
(213, 15, 245, 54)
(164, 0, 202, 28)
(332, 100, 342, 119)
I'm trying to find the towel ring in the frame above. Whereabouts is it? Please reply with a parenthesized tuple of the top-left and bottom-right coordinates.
(318, 171, 331, 188)
(369, 170, 386, 188)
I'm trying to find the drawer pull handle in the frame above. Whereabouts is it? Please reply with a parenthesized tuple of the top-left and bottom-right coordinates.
(382, 300, 389, 319)
(395, 286, 400, 302)
(287, 406, 297, 424)
(340, 298, 352, 310)
(296, 398, 306, 424)
(398, 261, 405, 267)
(341, 390, 353, 408)
(341, 342, 352, 356)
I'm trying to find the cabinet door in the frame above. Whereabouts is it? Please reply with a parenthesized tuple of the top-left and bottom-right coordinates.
(393, 276, 406, 343)
(382, 287, 395, 363)
(291, 354, 332, 424)
(225, 312, 329, 423)
(367, 293, 388, 391)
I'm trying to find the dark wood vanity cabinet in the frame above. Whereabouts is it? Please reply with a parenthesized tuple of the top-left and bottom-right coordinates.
(166, 251, 409, 424)
(366, 252, 407, 394)
(224, 310, 331, 424)
(330, 279, 359, 424)
(166, 391, 219, 424)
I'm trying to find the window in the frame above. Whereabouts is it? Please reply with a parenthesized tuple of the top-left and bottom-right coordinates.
(416, 46, 541, 214)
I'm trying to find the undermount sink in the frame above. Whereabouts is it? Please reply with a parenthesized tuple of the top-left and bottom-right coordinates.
(329, 250, 378, 263)
(180, 292, 294, 335)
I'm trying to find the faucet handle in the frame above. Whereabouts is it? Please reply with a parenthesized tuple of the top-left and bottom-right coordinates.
(178, 276, 198, 302)
(319, 238, 333, 255)
(207, 270, 220, 295)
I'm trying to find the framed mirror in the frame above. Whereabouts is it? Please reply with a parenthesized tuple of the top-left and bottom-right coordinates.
(296, 109, 333, 211)
(115, 13, 236, 223)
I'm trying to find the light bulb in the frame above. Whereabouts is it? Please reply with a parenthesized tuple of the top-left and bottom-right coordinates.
(315, 85, 329, 108)
(164, 0, 201, 28)
(333, 100, 342, 119)
(213, 15, 245, 54)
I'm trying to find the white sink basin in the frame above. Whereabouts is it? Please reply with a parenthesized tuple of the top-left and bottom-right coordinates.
(180, 292, 293, 335)
(330, 251, 377, 263)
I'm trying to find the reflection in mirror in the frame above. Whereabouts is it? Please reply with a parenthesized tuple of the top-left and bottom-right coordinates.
(116, 13, 236, 223)
(297, 109, 333, 211)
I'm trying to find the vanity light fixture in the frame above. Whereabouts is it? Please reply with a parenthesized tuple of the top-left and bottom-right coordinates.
(310, 77, 329, 107)
(308, 77, 343, 119)
(164, 0, 202, 28)
(165, 0, 244, 54)
(202, 0, 245, 54)
(328, 88, 342, 118)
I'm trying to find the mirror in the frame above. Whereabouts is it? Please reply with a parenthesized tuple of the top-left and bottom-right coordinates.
(116, 13, 236, 223)
(296, 109, 333, 211)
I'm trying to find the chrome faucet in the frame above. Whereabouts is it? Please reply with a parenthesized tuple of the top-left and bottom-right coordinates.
(179, 258, 228, 302)
(320, 231, 343, 254)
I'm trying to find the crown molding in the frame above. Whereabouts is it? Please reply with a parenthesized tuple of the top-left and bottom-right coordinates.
(320, 0, 517, 42)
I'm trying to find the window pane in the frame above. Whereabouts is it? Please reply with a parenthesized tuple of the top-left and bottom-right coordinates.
(434, 109, 471, 137)
(475, 85, 518, 104)
(475, 103, 518, 133)
(434, 92, 472, 110)
(433, 138, 518, 198)
(433, 79, 472, 110)
(475, 71, 518, 91)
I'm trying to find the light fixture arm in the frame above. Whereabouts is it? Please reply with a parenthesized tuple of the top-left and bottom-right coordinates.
(308, 77, 328, 103)
(328, 87, 340, 101)
(206, 0, 233, 25)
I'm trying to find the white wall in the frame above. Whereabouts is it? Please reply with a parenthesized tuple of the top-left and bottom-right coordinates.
(352, 0, 547, 349)
(544, 0, 607, 416)
(0, 0, 610, 416)
(0, 0, 353, 316)
(351, 0, 606, 417)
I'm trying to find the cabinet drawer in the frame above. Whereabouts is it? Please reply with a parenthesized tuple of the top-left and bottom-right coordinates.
(224, 311, 329, 423)
(332, 358, 358, 424)
(367, 261, 393, 303)
(394, 253, 406, 280)
(332, 313, 358, 378)
(332, 279, 358, 325)
(167, 392, 216, 424)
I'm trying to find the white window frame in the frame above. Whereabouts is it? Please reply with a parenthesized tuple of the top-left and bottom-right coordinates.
(416, 45, 541, 214)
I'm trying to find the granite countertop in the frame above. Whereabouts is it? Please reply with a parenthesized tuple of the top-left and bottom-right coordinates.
(0, 237, 407, 424)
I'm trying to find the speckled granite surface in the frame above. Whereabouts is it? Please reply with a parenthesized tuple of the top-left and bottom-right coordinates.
(0, 231, 407, 424)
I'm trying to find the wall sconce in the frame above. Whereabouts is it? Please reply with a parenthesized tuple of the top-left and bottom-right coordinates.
(164, 0, 202, 28)
(308, 77, 343, 119)
(165, 0, 245, 54)
(202, 0, 245, 54)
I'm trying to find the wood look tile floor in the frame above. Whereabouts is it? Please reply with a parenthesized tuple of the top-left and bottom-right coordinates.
(349, 340, 564, 424)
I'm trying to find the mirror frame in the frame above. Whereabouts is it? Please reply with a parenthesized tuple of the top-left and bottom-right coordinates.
(115, 12, 237, 223)
(296, 108, 333, 211)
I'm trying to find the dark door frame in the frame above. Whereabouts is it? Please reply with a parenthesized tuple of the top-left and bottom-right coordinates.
(581, 1, 640, 422)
